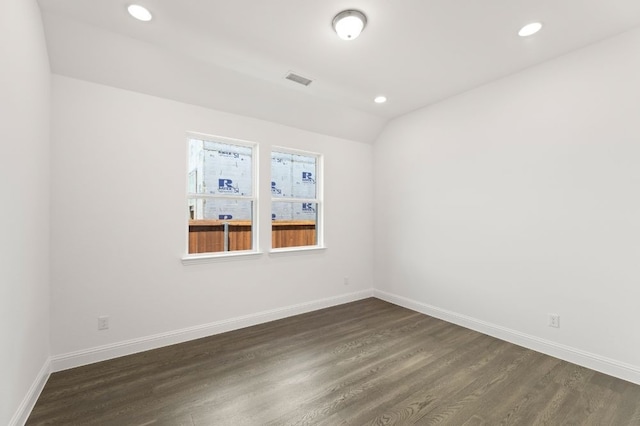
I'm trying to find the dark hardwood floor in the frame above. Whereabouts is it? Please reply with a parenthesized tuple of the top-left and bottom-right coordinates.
(27, 298, 640, 425)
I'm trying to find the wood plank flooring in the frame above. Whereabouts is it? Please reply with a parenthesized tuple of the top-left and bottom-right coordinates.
(27, 298, 640, 425)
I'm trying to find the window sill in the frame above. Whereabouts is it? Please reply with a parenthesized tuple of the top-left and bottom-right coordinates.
(181, 251, 263, 265)
(269, 246, 327, 255)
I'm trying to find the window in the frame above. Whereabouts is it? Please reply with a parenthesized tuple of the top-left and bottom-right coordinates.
(271, 149, 322, 249)
(187, 135, 257, 255)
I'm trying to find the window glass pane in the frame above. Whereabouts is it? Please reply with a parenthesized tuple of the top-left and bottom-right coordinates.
(189, 139, 252, 196)
(272, 201, 317, 248)
(271, 201, 317, 221)
(271, 152, 316, 199)
(188, 198, 253, 253)
(189, 198, 252, 221)
(187, 136, 255, 256)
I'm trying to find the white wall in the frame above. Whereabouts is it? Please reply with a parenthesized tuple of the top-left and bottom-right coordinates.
(50, 75, 374, 365)
(374, 28, 640, 382)
(0, 0, 51, 424)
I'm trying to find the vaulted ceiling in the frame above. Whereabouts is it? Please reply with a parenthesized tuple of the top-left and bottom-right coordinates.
(38, 0, 640, 143)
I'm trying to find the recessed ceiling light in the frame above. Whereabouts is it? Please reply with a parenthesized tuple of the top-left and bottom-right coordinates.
(518, 22, 542, 37)
(332, 10, 367, 41)
(128, 4, 152, 22)
(374, 96, 387, 104)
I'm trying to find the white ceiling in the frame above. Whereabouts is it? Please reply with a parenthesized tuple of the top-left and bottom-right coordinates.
(37, 0, 640, 143)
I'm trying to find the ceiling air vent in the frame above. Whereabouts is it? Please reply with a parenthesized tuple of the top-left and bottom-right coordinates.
(285, 72, 313, 87)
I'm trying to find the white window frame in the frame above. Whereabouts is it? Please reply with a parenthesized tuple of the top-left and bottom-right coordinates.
(270, 146, 324, 253)
(182, 132, 260, 264)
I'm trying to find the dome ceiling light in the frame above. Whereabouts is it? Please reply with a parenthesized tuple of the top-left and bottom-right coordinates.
(332, 10, 367, 41)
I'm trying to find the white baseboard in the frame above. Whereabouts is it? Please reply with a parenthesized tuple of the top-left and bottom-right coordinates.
(51, 289, 374, 372)
(9, 357, 51, 426)
(374, 289, 640, 386)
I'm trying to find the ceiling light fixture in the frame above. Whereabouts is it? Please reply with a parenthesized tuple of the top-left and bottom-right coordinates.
(128, 4, 153, 22)
(374, 96, 387, 104)
(518, 22, 542, 37)
(332, 10, 367, 40)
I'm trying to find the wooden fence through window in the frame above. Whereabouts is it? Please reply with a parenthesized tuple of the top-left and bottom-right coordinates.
(188, 220, 316, 253)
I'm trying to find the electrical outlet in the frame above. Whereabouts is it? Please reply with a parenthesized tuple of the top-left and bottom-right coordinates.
(344, 276, 349, 285)
(548, 314, 560, 328)
(98, 316, 109, 330)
